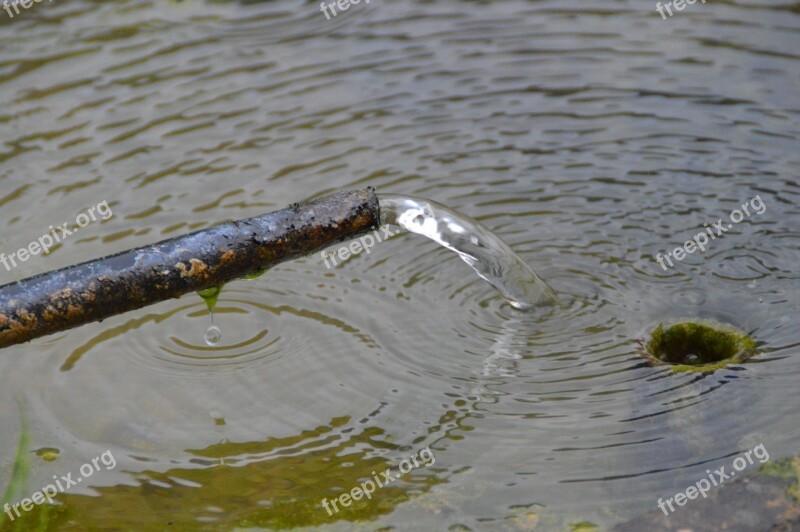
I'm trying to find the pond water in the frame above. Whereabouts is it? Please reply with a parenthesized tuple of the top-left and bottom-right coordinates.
(0, 0, 798, 530)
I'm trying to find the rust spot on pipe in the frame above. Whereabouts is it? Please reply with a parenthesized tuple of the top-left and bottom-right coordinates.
(176, 259, 209, 280)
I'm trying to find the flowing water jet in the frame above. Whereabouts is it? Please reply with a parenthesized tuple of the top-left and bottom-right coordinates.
(378, 194, 559, 310)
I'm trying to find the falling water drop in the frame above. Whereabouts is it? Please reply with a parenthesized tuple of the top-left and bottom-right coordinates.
(209, 408, 226, 426)
(205, 324, 222, 346)
(197, 285, 223, 345)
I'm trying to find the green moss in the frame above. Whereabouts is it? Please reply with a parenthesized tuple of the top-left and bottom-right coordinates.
(33, 448, 60, 463)
(1, 418, 442, 531)
(197, 269, 269, 312)
(501, 503, 599, 531)
(643, 320, 756, 373)
(758, 457, 800, 503)
(196, 285, 223, 313)
(244, 267, 270, 280)
(570, 522, 600, 532)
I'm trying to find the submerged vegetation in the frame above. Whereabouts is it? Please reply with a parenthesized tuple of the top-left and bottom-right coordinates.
(0, 402, 39, 531)
(642, 320, 757, 373)
(758, 457, 800, 503)
(1, 418, 441, 531)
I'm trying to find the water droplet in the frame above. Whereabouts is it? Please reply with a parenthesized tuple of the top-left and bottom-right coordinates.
(209, 409, 225, 426)
(671, 289, 706, 306)
(204, 325, 222, 346)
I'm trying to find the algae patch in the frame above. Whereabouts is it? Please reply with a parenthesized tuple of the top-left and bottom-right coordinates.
(197, 285, 223, 313)
(641, 320, 756, 373)
(196, 268, 269, 313)
(758, 457, 800, 503)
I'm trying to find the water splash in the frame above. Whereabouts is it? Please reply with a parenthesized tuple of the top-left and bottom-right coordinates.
(195, 270, 268, 346)
(378, 194, 559, 310)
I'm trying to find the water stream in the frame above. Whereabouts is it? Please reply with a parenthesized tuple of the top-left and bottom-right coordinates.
(193, 194, 560, 345)
(379, 194, 560, 310)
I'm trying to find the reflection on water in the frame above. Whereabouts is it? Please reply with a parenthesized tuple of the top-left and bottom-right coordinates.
(0, 0, 798, 529)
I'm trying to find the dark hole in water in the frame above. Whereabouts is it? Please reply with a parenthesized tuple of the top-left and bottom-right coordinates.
(645, 322, 756, 369)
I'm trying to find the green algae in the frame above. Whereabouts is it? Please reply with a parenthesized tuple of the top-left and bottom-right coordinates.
(0, 417, 443, 531)
(758, 457, 800, 503)
(643, 320, 757, 373)
(570, 521, 600, 532)
(196, 268, 269, 313)
(32, 449, 60, 463)
(500, 502, 600, 531)
(244, 267, 270, 280)
(196, 285, 222, 313)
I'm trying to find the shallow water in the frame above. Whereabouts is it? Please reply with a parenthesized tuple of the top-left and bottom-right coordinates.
(0, 0, 798, 530)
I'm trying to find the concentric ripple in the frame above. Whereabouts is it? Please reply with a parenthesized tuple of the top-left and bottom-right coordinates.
(0, 0, 797, 529)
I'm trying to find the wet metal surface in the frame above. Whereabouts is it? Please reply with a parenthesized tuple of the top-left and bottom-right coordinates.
(0, 188, 378, 348)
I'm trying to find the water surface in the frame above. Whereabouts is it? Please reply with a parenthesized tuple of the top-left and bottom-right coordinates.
(0, 0, 798, 529)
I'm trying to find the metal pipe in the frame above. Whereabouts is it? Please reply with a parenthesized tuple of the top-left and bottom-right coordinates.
(0, 188, 380, 349)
